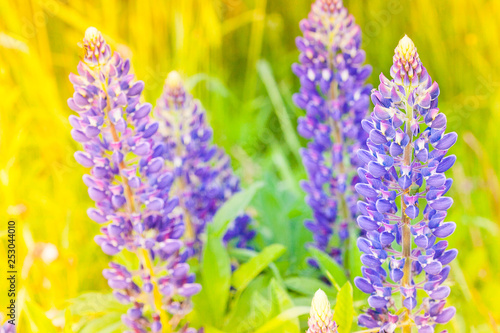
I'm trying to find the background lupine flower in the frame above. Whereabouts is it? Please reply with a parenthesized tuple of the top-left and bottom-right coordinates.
(292, 0, 372, 264)
(154, 71, 255, 253)
(0, 323, 15, 333)
(354, 36, 457, 332)
(68, 27, 201, 332)
(307, 289, 337, 333)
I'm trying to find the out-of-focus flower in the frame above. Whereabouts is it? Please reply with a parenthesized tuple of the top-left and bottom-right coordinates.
(0, 323, 15, 333)
(307, 289, 337, 333)
(354, 35, 457, 331)
(68, 27, 200, 332)
(154, 71, 255, 253)
(39, 243, 59, 264)
(292, 0, 372, 264)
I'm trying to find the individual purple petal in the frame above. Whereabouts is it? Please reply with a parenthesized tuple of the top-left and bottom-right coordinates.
(370, 129, 388, 144)
(355, 277, 376, 294)
(435, 307, 456, 324)
(424, 261, 443, 275)
(361, 254, 382, 268)
(438, 249, 458, 265)
(403, 297, 417, 310)
(178, 283, 202, 297)
(368, 295, 388, 308)
(358, 315, 379, 328)
(357, 216, 379, 231)
(430, 197, 453, 211)
(433, 222, 456, 238)
(429, 286, 450, 300)
(75, 151, 95, 167)
(102, 243, 120, 256)
(87, 208, 107, 223)
(71, 129, 91, 142)
(436, 155, 456, 173)
(405, 205, 419, 219)
(356, 184, 378, 198)
(390, 268, 403, 282)
(434, 132, 457, 150)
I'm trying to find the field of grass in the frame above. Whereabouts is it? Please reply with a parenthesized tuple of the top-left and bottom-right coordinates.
(1, 0, 499, 332)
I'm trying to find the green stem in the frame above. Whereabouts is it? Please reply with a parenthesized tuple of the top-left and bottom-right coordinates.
(326, 45, 352, 277)
(101, 76, 171, 333)
(401, 86, 414, 333)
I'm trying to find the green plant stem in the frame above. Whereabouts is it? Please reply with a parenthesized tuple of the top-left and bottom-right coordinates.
(401, 87, 414, 333)
(102, 78, 171, 333)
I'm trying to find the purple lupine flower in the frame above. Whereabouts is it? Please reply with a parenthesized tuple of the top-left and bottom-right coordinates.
(0, 323, 15, 333)
(153, 71, 255, 253)
(354, 36, 457, 332)
(292, 0, 372, 263)
(68, 27, 201, 332)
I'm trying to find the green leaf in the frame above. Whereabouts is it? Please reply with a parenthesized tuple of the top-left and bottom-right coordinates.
(257, 60, 302, 162)
(347, 230, 364, 301)
(79, 313, 125, 333)
(269, 279, 299, 333)
(224, 275, 270, 331)
(211, 181, 264, 238)
(307, 247, 348, 289)
(200, 229, 232, 326)
(68, 292, 128, 316)
(284, 277, 337, 298)
(232, 244, 286, 292)
(252, 306, 311, 333)
(24, 296, 58, 333)
(333, 282, 354, 333)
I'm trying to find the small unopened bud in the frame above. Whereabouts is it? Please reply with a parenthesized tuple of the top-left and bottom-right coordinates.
(307, 289, 337, 333)
(82, 27, 111, 67)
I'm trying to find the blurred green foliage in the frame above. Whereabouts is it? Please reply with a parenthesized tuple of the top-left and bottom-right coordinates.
(0, 0, 499, 331)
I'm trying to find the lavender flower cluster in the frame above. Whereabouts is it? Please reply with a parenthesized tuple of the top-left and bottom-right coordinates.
(153, 72, 255, 254)
(68, 28, 201, 332)
(354, 36, 457, 332)
(292, 0, 372, 263)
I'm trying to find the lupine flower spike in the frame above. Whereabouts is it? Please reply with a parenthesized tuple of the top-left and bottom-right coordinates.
(292, 0, 372, 264)
(154, 71, 255, 254)
(354, 35, 457, 332)
(68, 27, 201, 332)
(307, 289, 338, 333)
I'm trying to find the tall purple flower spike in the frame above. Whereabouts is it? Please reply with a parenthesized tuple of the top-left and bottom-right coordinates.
(68, 27, 201, 332)
(292, 0, 372, 264)
(153, 71, 255, 254)
(354, 36, 457, 332)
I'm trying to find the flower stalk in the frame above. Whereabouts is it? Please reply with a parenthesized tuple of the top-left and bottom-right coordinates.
(153, 71, 255, 254)
(354, 35, 458, 332)
(68, 27, 201, 332)
(292, 0, 372, 265)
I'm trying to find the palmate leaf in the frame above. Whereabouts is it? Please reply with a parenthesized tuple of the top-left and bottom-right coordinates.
(333, 282, 354, 333)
